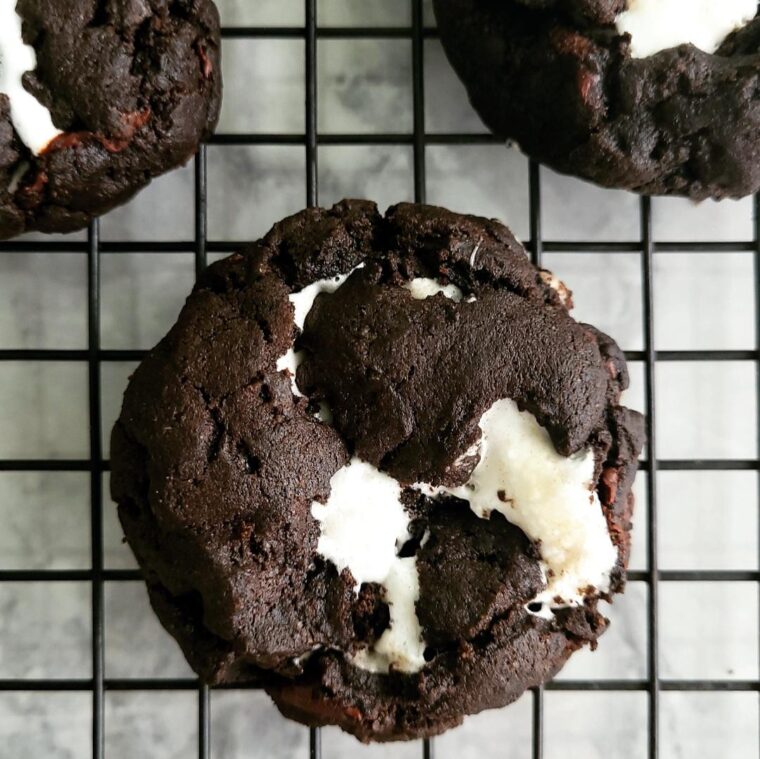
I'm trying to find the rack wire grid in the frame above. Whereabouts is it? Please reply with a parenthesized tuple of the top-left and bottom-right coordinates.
(0, 0, 759, 757)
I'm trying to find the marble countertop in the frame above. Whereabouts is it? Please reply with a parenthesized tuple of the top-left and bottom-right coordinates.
(0, 1, 758, 757)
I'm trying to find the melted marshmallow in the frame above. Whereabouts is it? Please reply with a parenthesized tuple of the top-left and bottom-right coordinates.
(616, 0, 757, 58)
(276, 347, 305, 398)
(418, 399, 617, 613)
(404, 278, 464, 302)
(0, 5, 62, 154)
(276, 266, 363, 397)
(311, 458, 426, 673)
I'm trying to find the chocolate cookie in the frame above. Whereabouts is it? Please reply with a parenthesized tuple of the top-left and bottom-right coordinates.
(433, 0, 760, 199)
(110, 200, 644, 742)
(0, 0, 221, 239)
(515, 0, 625, 23)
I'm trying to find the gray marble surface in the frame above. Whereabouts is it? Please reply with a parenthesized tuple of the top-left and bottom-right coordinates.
(1, 0, 758, 757)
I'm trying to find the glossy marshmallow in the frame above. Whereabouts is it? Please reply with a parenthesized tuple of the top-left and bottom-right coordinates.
(0, 4, 61, 154)
(616, 0, 757, 58)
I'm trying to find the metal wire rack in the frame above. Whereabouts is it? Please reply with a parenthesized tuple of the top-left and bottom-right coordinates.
(0, 1, 759, 757)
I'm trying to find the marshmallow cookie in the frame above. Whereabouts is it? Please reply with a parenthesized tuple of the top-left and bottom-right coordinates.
(433, 0, 760, 199)
(110, 200, 644, 742)
(0, 0, 221, 239)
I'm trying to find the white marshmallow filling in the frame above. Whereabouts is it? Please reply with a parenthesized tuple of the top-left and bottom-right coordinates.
(415, 399, 618, 619)
(275, 266, 364, 398)
(0, 3, 62, 155)
(311, 400, 617, 673)
(403, 277, 465, 302)
(403, 277, 477, 304)
(311, 459, 426, 674)
(615, 0, 757, 58)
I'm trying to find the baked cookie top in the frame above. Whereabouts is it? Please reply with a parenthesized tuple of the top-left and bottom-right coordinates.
(515, 0, 626, 24)
(111, 200, 645, 741)
(0, 0, 221, 239)
(433, 0, 760, 199)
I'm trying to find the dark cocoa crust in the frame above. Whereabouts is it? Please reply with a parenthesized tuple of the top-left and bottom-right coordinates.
(433, 0, 760, 199)
(110, 200, 645, 742)
(0, 0, 222, 239)
(516, 0, 625, 24)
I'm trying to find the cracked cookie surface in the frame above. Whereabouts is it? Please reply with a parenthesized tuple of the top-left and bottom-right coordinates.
(111, 200, 644, 742)
(0, 0, 221, 239)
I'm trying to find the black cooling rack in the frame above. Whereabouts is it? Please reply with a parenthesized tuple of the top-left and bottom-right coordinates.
(0, 1, 759, 757)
